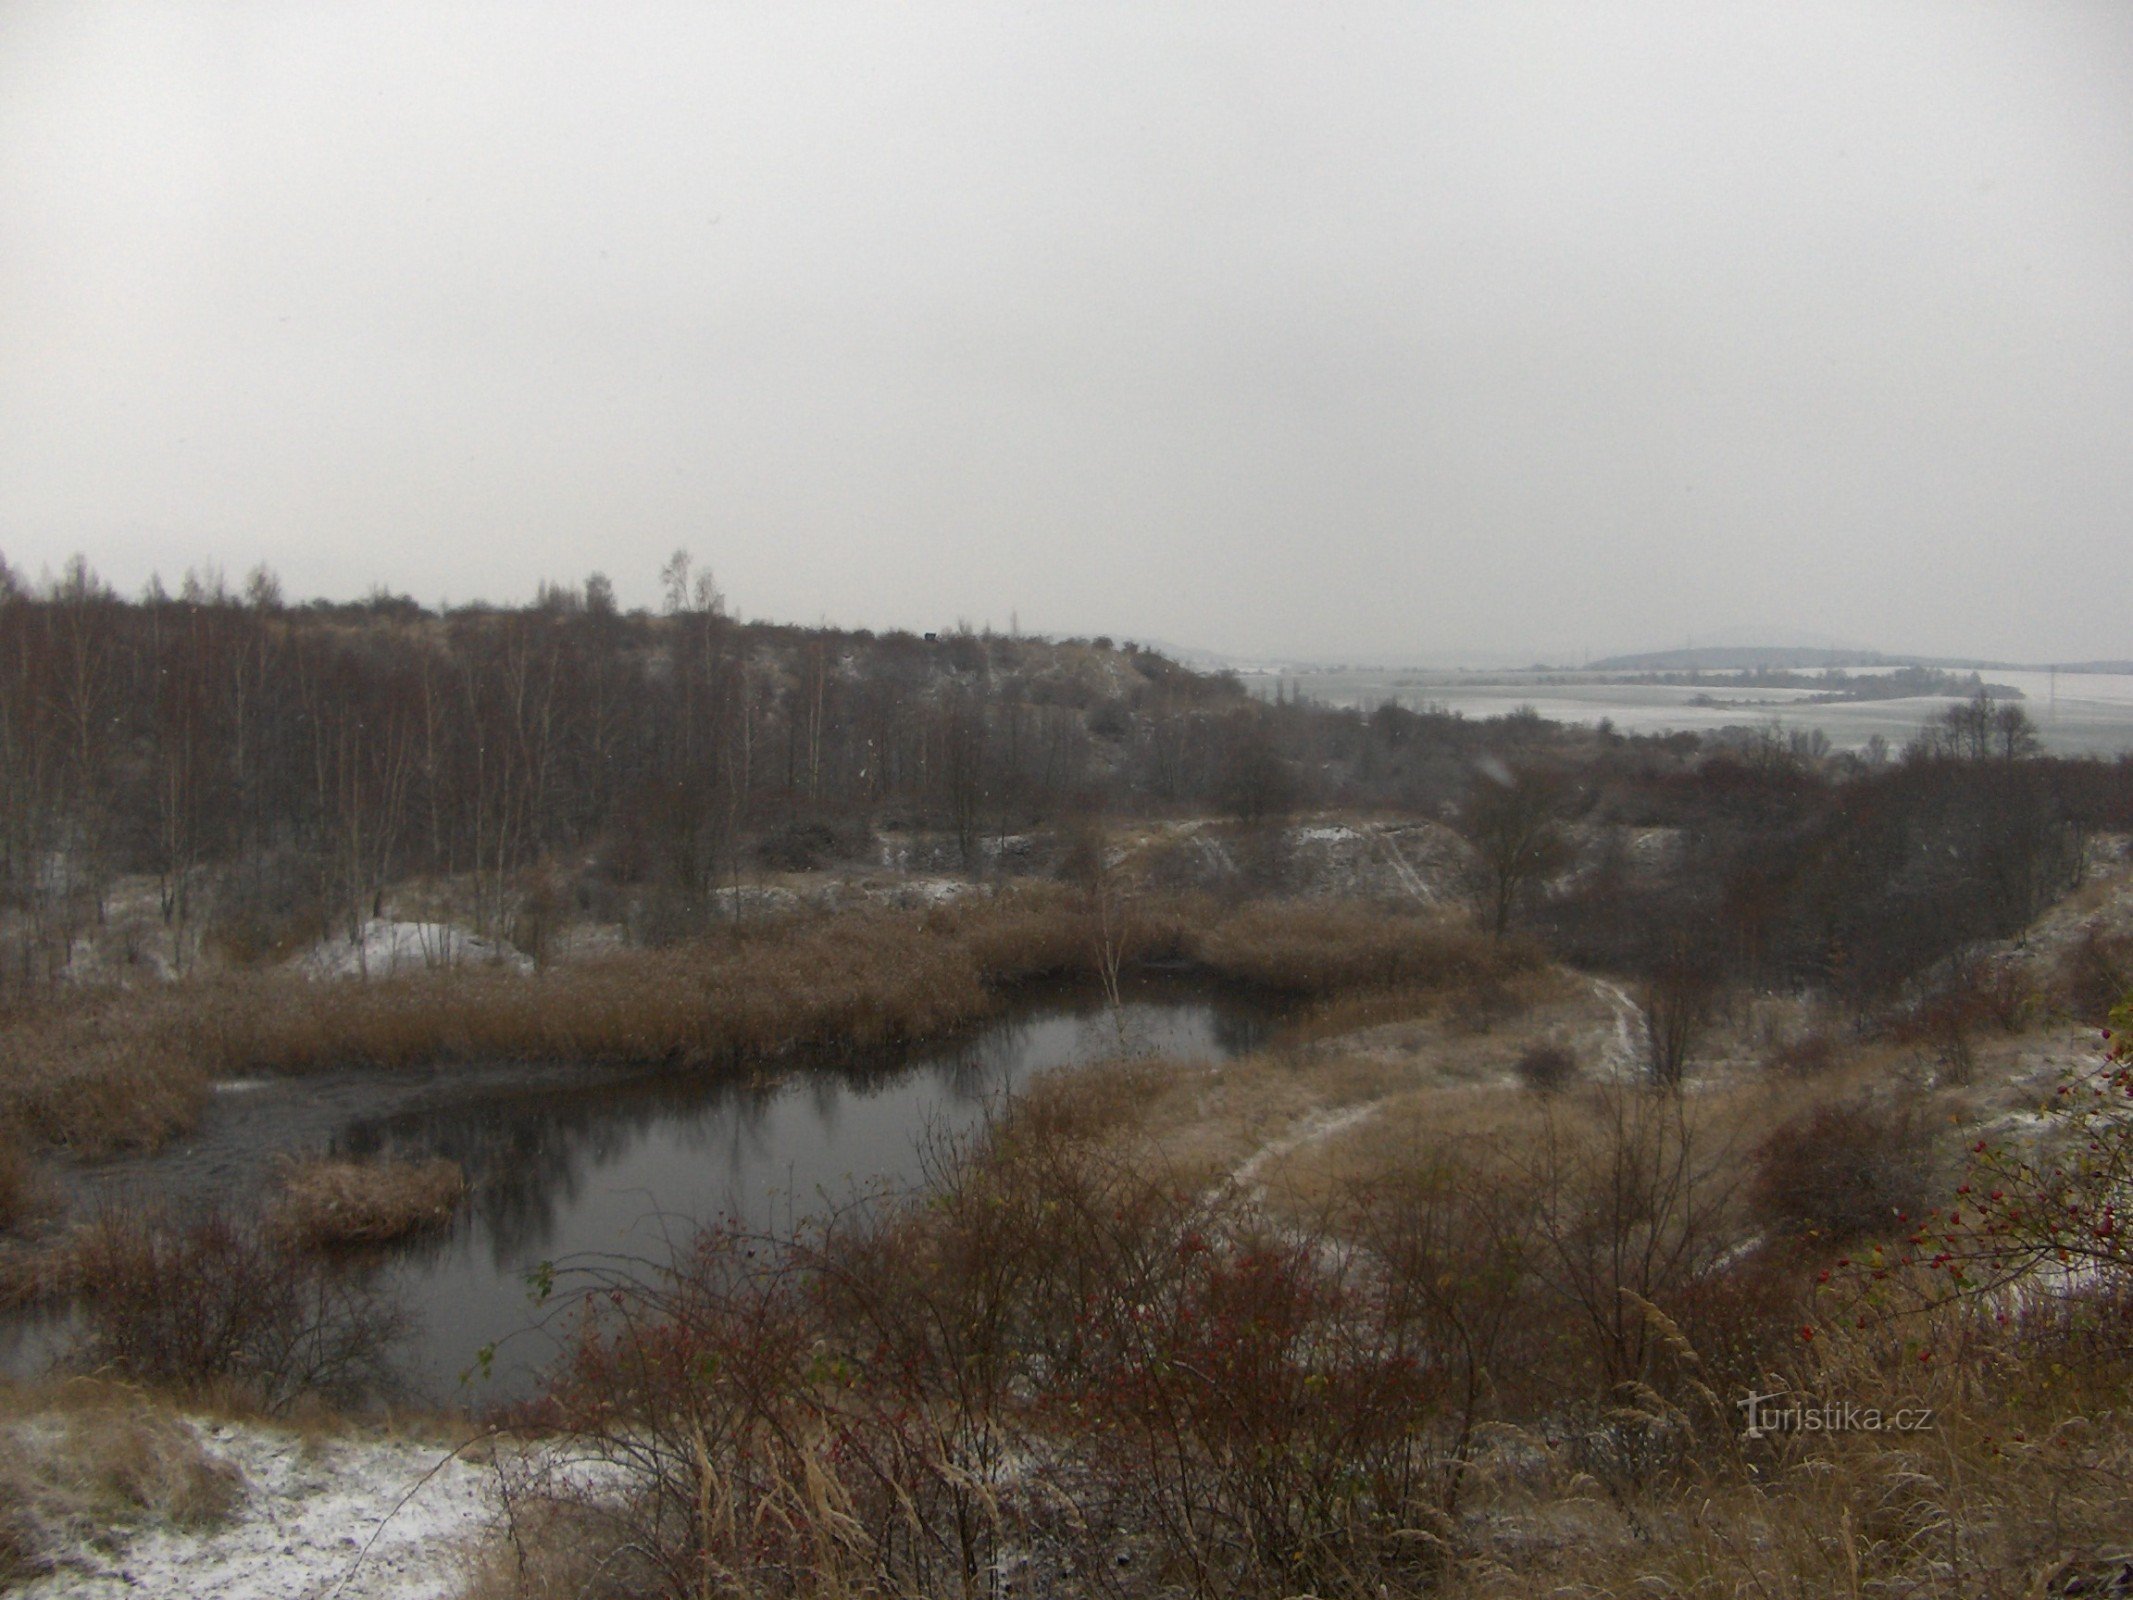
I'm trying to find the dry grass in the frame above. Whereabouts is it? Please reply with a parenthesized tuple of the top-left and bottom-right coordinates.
(269, 1155, 466, 1249)
(460, 1497, 625, 1600)
(0, 889, 1523, 1160)
(1141, 1038, 2125, 1583)
(0, 1379, 243, 1589)
(1196, 900, 1537, 996)
(1012, 1044, 1412, 1195)
(1437, 1280, 2133, 1599)
(1049, 1050, 2133, 1599)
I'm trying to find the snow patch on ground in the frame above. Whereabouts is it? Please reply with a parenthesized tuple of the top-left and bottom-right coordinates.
(1586, 976, 1644, 1079)
(21, 1421, 495, 1600)
(1294, 825, 1360, 845)
(877, 877, 980, 908)
(296, 919, 533, 980)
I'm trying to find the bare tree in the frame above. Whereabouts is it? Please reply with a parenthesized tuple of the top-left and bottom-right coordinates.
(1924, 689, 2035, 762)
(1992, 700, 2041, 760)
(937, 685, 990, 868)
(1639, 964, 1710, 1089)
(1456, 761, 1573, 937)
(1060, 811, 1130, 1025)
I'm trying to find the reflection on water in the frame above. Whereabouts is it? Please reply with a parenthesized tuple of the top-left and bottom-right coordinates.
(9, 977, 1275, 1406)
(379, 979, 1275, 1401)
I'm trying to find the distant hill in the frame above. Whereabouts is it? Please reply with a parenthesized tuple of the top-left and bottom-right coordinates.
(1590, 646, 1904, 671)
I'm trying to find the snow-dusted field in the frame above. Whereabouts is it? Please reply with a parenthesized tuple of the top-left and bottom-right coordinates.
(296, 919, 534, 980)
(1251, 669, 2133, 755)
(20, 1422, 495, 1600)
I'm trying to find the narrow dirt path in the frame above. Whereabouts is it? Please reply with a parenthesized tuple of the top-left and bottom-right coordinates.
(1228, 1100, 1384, 1196)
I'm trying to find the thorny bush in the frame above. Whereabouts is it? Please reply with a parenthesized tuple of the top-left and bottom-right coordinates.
(68, 1205, 406, 1409)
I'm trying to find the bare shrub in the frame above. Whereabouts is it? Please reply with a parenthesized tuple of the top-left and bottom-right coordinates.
(508, 867, 569, 968)
(528, 1220, 957, 1600)
(1055, 1229, 1450, 1595)
(2058, 924, 2133, 1025)
(270, 1154, 465, 1249)
(1883, 950, 2037, 1089)
(1974, 954, 2038, 1032)
(1514, 1040, 1578, 1094)
(1456, 761, 1574, 937)
(0, 1236, 70, 1311)
(66, 1206, 405, 1409)
(1888, 964, 1994, 1086)
(753, 816, 851, 872)
(1750, 1098, 1937, 1244)
(1343, 1154, 1556, 1517)
(202, 852, 326, 967)
(1518, 1086, 1750, 1395)
(1640, 964, 1714, 1088)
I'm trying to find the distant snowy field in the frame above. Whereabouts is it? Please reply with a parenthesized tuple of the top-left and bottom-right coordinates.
(1250, 668, 2133, 756)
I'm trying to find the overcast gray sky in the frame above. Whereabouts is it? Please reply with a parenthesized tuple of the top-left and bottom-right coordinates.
(3, 3, 2129, 663)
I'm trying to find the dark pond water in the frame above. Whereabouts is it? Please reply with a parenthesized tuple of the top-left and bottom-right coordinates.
(6, 976, 1276, 1405)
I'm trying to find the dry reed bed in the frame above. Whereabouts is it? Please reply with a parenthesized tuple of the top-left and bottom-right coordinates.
(1196, 900, 1537, 995)
(0, 889, 1522, 1160)
(269, 1155, 467, 1249)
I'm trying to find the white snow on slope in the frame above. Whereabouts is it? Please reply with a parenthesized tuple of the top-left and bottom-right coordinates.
(21, 1422, 495, 1600)
(297, 919, 533, 980)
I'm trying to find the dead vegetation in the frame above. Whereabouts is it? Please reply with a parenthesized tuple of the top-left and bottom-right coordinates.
(2059, 921, 2133, 1024)
(1748, 1094, 1941, 1243)
(1512, 1038, 1578, 1093)
(0, 888, 1524, 1160)
(1194, 899, 1537, 995)
(60, 1206, 405, 1412)
(0, 1380, 244, 1589)
(457, 1001, 2133, 1600)
(269, 1155, 466, 1249)
(7, 853, 2126, 1594)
